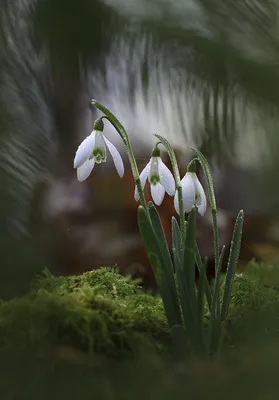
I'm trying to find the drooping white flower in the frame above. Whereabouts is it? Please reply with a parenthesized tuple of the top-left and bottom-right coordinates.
(135, 149, 175, 206)
(73, 121, 124, 182)
(174, 171, 207, 216)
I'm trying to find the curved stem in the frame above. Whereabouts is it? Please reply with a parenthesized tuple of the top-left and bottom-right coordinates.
(92, 99, 148, 214)
(191, 148, 219, 276)
(154, 134, 186, 244)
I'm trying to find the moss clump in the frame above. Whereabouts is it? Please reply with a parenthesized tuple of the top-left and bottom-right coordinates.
(0, 267, 167, 358)
(1, 263, 279, 398)
(1, 261, 279, 362)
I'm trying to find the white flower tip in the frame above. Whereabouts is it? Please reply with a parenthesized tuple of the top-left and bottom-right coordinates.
(73, 157, 80, 169)
(76, 159, 95, 182)
(103, 136, 124, 178)
(174, 192, 179, 214)
(134, 188, 140, 202)
(73, 133, 95, 169)
(192, 174, 207, 216)
(151, 183, 165, 206)
(158, 158, 176, 197)
(197, 197, 207, 216)
(117, 159, 125, 178)
(168, 184, 176, 197)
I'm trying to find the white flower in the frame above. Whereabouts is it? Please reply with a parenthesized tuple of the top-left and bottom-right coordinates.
(73, 130, 124, 182)
(174, 172, 206, 216)
(135, 155, 175, 206)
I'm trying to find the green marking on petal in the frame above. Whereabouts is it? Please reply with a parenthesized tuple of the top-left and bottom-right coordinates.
(93, 147, 106, 163)
(150, 174, 160, 185)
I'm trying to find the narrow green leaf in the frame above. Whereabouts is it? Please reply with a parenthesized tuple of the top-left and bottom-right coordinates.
(221, 210, 244, 322)
(137, 205, 182, 328)
(183, 207, 197, 306)
(172, 217, 182, 271)
(172, 217, 195, 337)
(197, 259, 206, 355)
(148, 202, 176, 285)
(148, 202, 182, 325)
(195, 242, 212, 310)
(175, 208, 197, 335)
(216, 245, 225, 321)
(172, 216, 195, 335)
(137, 206, 162, 281)
(207, 245, 225, 355)
(212, 245, 225, 320)
(149, 253, 181, 328)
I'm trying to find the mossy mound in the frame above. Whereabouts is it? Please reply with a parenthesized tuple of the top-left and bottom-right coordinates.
(0, 267, 167, 359)
(1, 263, 279, 361)
(1, 264, 279, 398)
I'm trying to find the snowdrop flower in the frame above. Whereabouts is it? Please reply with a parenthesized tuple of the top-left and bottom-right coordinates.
(73, 119, 124, 182)
(174, 168, 207, 216)
(135, 147, 175, 206)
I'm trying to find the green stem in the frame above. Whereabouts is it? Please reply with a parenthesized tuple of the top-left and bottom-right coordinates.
(212, 209, 219, 277)
(92, 99, 148, 214)
(192, 148, 219, 276)
(177, 186, 186, 245)
(154, 134, 186, 244)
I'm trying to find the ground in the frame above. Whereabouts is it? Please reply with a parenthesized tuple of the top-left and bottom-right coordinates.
(1, 262, 279, 399)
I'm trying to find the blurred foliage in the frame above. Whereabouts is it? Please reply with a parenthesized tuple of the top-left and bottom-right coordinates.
(0, 0, 279, 229)
(1, 0, 279, 295)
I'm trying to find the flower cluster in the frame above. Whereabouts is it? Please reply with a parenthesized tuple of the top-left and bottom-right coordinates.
(134, 151, 206, 215)
(73, 121, 206, 216)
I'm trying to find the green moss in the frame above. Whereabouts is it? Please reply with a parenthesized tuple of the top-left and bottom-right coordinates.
(2, 263, 279, 398)
(1, 261, 279, 362)
(0, 267, 167, 358)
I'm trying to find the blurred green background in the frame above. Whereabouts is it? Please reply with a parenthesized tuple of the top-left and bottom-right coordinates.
(1, 0, 279, 297)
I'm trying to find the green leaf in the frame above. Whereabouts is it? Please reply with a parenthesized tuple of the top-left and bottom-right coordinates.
(195, 242, 212, 310)
(197, 259, 206, 355)
(221, 209, 244, 322)
(175, 208, 197, 335)
(148, 202, 176, 286)
(183, 208, 197, 307)
(171, 217, 182, 272)
(207, 244, 225, 355)
(212, 244, 225, 321)
(137, 205, 182, 328)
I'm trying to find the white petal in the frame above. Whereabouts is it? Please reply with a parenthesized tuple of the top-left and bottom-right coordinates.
(94, 131, 107, 163)
(174, 191, 179, 214)
(158, 158, 175, 196)
(192, 174, 207, 216)
(151, 183, 165, 206)
(134, 161, 150, 201)
(74, 132, 95, 169)
(103, 136, 124, 177)
(181, 173, 195, 213)
(77, 159, 95, 182)
(148, 157, 159, 183)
